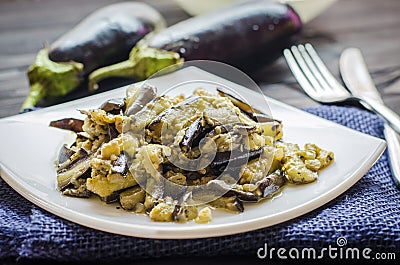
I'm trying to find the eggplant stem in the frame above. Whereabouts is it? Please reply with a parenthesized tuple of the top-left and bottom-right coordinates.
(88, 45, 183, 91)
(88, 60, 136, 91)
(21, 48, 84, 112)
(20, 82, 46, 111)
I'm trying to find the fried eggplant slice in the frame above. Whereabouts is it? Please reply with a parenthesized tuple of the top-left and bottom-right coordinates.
(57, 144, 76, 165)
(50, 118, 84, 133)
(254, 170, 286, 198)
(107, 123, 120, 140)
(62, 178, 91, 198)
(172, 191, 198, 223)
(207, 180, 258, 202)
(100, 97, 126, 115)
(210, 147, 264, 170)
(57, 148, 92, 191)
(217, 87, 264, 116)
(100, 191, 120, 203)
(86, 171, 137, 198)
(125, 84, 157, 116)
(119, 186, 146, 212)
(209, 195, 244, 213)
(180, 116, 211, 153)
(111, 153, 129, 176)
(146, 96, 205, 143)
(217, 87, 282, 139)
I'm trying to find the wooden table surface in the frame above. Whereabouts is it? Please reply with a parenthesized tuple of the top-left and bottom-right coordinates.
(1, 0, 400, 118)
(0, 0, 399, 264)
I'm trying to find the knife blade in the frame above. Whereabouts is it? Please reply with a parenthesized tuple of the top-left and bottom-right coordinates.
(339, 47, 400, 188)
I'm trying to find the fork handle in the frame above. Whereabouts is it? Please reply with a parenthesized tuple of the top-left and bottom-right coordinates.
(361, 97, 400, 135)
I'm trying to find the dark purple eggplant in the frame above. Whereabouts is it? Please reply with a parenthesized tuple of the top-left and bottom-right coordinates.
(88, 0, 302, 89)
(148, 0, 301, 64)
(21, 2, 166, 111)
(49, 2, 165, 74)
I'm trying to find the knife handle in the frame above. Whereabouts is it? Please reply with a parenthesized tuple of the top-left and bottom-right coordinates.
(362, 97, 400, 135)
(384, 124, 400, 188)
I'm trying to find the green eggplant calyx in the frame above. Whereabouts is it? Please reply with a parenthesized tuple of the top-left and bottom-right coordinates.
(88, 45, 183, 91)
(20, 82, 46, 111)
(21, 48, 84, 110)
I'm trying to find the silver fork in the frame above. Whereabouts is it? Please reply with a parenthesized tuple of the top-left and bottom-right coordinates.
(283, 43, 400, 135)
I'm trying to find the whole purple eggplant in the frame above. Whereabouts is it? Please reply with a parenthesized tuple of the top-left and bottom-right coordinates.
(21, 1, 166, 112)
(49, 2, 166, 74)
(148, 0, 302, 64)
(88, 0, 302, 90)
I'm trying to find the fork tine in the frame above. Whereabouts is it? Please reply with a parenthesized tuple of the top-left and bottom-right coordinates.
(290, 45, 326, 94)
(304, 43, 347, 95)
(283, 48, 317, 98)
(297, 44, 332, 93)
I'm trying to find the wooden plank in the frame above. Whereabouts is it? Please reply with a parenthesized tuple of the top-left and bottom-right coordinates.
(0, 0, 399, 118)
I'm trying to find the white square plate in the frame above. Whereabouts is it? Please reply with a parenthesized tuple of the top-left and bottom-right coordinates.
(0, 67, 386, 239)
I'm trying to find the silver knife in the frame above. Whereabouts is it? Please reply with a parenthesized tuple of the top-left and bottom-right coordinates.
(340, 47, 400, 188)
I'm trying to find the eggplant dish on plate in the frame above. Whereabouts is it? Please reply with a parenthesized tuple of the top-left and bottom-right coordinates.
(51, 85, 334, 224)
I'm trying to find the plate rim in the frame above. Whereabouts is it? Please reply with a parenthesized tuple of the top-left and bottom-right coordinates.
(0, 67, 386, 239)
(0, 139, 385, 239)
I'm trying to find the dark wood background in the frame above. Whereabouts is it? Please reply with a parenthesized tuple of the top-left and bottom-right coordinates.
(0, 0, 399, 118)
(0, 0, 399, 264)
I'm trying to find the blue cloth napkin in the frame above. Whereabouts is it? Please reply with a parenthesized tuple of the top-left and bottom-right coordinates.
(1, 105, 399, 262)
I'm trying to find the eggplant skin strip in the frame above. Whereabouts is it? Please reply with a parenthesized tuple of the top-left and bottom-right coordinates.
(58, 145, 76, 165)
(50, 118, 84, 133)
(256, 170, 286, 198)
(210, 147, 264, 169)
